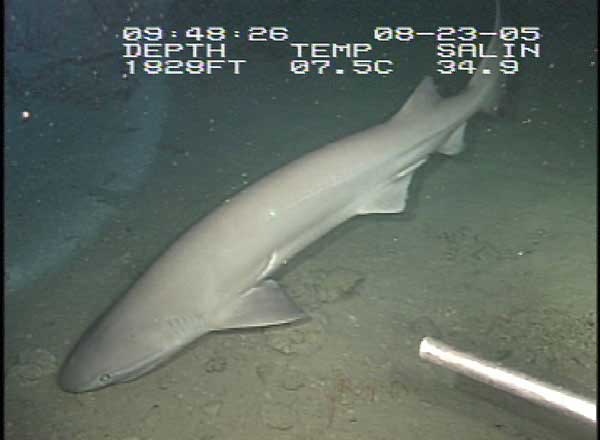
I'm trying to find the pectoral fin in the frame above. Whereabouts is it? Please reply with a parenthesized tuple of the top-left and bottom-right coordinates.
(212, 280, 306, 330)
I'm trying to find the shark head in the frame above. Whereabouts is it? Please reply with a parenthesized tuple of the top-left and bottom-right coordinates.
(58, 294, 203, 392)
(58, 330, 171, 392)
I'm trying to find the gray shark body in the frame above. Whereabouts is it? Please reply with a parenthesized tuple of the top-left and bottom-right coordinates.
(59, 3, 502, 392)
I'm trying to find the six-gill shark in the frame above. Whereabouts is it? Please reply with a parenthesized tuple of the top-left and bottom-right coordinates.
(59, 0, 503, 392)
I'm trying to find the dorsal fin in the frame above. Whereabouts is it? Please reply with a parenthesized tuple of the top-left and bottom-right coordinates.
(391, 76, 441, 121)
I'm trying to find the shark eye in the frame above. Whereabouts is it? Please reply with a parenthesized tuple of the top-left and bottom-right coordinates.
(99, 373, 112, 384)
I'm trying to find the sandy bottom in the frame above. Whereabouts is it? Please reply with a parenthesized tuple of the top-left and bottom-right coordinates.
(5, 18, 596, 440)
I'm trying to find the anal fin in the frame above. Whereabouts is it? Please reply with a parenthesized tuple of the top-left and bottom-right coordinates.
(356, 159, 426, 215)
(438, 122, 467, 156)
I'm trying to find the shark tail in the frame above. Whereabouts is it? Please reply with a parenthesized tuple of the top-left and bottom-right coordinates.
(468, 0, 503, 115)
(437, 0, 502, 157)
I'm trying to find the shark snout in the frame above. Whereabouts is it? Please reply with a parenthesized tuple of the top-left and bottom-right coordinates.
(58, 349, 109, 393)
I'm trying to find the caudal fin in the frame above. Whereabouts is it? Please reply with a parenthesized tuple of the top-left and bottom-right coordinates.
(468, 0, 503, 114)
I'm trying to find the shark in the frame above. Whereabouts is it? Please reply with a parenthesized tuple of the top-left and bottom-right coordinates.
(59, 1, 502, 392)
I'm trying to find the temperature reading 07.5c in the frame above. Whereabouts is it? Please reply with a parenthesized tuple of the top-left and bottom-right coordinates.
(288, 42, 394, 76)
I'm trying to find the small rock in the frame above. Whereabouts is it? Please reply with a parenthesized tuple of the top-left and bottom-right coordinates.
(18, 348, 57, 373)
(9, 348, 58, 385)
(316, 269, 365, 304)
(265, 321, 324, 355)
(281, 368, 305, 391)
(13, 364, 44, 382)
(262, 402, 295, 430)
(204, 356, 227, 373)
(256, 363, 275, 385)
(201, 400, 223, 420)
